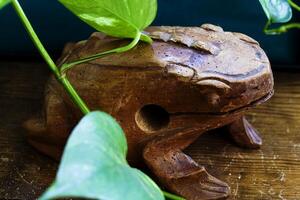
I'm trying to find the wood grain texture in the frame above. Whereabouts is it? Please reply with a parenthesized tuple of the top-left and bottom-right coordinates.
(0, 61, 299, 200)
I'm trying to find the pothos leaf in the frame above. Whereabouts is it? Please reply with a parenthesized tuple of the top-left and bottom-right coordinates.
(39, 111, 164, 200)
(259, 0, 292, 23)
(0, 0, 10, 10)
(58, 0, 157, 43)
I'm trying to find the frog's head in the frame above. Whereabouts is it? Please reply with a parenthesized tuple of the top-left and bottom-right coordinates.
(126, 24, 274, 146)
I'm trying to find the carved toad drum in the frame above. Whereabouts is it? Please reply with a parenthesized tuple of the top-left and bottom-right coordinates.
(25, 24, 274, 200)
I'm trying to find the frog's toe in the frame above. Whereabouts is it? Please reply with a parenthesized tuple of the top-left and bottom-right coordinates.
(197, 169, 230, 199)
(170, 167, 230, 200)
(23, 117, 46, 141)
(227, 116, 262, 149)
(23, 117, 63, 159)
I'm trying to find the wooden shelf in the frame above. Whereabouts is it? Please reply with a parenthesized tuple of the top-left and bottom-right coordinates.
(0, 61, 299, 199)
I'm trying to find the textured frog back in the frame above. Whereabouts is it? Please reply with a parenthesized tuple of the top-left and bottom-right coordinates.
(57, 24, 273, 114)
(60, 24, 270, 83)
(146, 24, 271, 83)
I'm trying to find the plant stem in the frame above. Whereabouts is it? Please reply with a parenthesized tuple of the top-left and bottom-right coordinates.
(11, 0, 90, 115)
(288, 0, 300, 11)
(60, 76, 90, 114)
(264, 20, 300, 35)
(11, 0, 58, 76)
(60, 31, 141, 75)
(11, 1, 194, 199)
(163, 191, 185, 200)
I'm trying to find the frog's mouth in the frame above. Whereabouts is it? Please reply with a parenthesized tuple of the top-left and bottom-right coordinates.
(136, 89, 273, 137)
(194, 62, 274, 114)
(205, 88, 274, 116)
(166, 89, 274, 117)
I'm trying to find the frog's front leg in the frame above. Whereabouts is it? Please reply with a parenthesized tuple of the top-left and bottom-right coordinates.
(226, 116, 262, 149)
(143, 129, 230, 200)
(24, 79, 75, 159)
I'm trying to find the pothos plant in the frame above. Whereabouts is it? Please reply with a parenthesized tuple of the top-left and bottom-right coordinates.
(260, 0, 300, 34)
(1, 1, 181, 200)
(0, 0, 299, 200)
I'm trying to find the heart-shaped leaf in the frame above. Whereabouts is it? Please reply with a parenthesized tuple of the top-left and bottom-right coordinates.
(59, 0, 157, 42)
(0, 0, 10, 10)
(40, 111, 164, 200)
(259, 0, 292, 23)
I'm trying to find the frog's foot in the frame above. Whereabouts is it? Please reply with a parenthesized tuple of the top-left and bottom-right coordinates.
(143, 129, 230, 200)
(24, 117, 63, 159)
(227, 116, 262, 149)
(171, 165, 230, 200)
(23, 117, 65, 160)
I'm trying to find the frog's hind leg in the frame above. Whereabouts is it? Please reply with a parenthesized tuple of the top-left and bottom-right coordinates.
(226, 115, 262, 149)
(143, 129, 230, 200)
(24, 78, 75, 160)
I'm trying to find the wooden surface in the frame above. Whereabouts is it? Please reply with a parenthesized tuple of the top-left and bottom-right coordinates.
(0, 61, 299, 200)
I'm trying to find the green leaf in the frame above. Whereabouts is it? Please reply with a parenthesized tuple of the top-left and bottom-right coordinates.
(259, 0, 292, 23)
(58, 0, 157, 42)
(39, 111, 164, 200)
(0, 0, 10, 10)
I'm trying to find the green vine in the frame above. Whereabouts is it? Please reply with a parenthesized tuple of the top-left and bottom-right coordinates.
(288, 0, 300, 11)
(264, 20, 300, 34)
(11, 0, 90, 115)
(9, 0, 183, 199)
(60, 31, 142, 75)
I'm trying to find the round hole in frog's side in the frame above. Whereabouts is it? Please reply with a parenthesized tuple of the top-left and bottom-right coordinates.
(135, 104, 170, 133)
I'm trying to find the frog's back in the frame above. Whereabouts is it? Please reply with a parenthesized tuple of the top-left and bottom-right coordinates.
(58, 24, 273, 114)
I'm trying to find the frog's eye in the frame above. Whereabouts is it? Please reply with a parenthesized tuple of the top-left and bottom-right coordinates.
(135, 104, 170, 133)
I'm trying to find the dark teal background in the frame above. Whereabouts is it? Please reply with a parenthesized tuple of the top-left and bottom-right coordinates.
(0, 0, 299, 66)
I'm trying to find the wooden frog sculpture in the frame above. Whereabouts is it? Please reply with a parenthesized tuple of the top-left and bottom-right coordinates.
(25, 24, 274, 200)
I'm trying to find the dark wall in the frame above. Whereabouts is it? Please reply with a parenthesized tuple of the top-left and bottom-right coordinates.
(0, 0, 299, 67)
